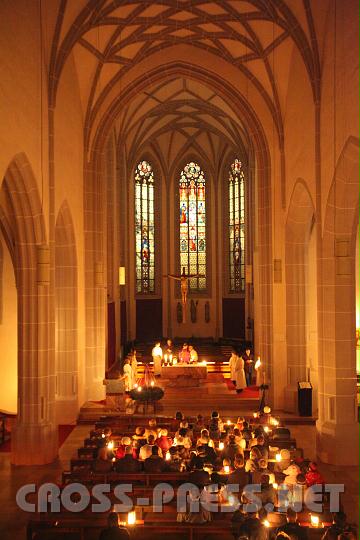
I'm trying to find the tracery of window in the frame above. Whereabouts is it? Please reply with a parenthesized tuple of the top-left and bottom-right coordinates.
(179, 162, 206, 291)
(229, 159, 245, 293)
(135, 160, 155, 293)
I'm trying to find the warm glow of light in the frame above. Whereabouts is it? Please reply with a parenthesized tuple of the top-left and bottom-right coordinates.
(134, 383, 138, 388)
(219, 442, 225, 451)
(272, 483, 278, 490)
(107, 441, 114, 450)
(165, 451, 171, 461)
(264, 406, 271, 414)
(127, 511, 136, 525)
(227, 420, 231, 425)
(263, 520, 270, 528)
(173, 358, 178, 365)
(202, 360, 207, 366)
(224, 465, 230, 474)
(253, 412, 259, 418)
(276, 453, 282, 462)
(264, 426, 270, 433)
(255, 358, 261, 370)
(311, 515, 320, 527)
(150, 381, 155, 387)
(228, 495, 235, 505)
(101, 434, 105, 438)
(119, 267, 126, 285)
(137, 386, 142, 392)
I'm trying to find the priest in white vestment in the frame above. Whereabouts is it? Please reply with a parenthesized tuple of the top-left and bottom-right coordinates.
(229, 350, 238, 385)
(234, 354, 246, 393)
(123, 357, 134, 391)
(152, 341, 163, 376)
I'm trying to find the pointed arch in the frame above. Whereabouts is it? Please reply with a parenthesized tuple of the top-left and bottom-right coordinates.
(1, 153, 57, 465)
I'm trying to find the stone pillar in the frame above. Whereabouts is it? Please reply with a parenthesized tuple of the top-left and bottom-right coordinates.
(316, 243, 359, 465)
(12, 245, 58, 465)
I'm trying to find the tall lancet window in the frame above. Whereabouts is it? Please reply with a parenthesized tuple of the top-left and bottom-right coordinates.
(135, 160, 155, 293)
(179, 161, 206, 291)
(229, 159, 245, 292)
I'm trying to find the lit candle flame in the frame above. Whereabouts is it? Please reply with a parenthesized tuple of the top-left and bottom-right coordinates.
(310, 515, 320, 527)
(165, 451, 171, 461)
(150, 381, 154, 387)
(219, 442, 224, 451)
(127, 511, 136, 525)
(263, 520, 270, 528)
(255, 358, 261, 370)
(224, 465, 230, 474)
(275, 453, 282, 462)
(137, 386, 142, 392)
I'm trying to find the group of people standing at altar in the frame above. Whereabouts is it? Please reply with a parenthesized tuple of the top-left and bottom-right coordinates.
(152, 339, 199, 376)
(229, 348, 256, 393)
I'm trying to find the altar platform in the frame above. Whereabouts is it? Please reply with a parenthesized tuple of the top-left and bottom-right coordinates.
(160, 363, 207, 387)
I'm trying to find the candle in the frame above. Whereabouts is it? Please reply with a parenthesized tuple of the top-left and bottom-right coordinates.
(107, 441, 114, 450)
(137, 386, 142, 392)
(165, 451, 171, 461)
(310, 515, 320, 528)
(227, 420, 231, 426)
(134, 383, 138, 388)
(275, 453, 282, 462)
(127, 511, 136, 525)
(264, 426, 270, 433)
(253, 412, 258, 419)
(150, 381, 155, 387)
(219, 442, 224, 451)
(263, 520, 270, 528)
(224, 465, 230, 474)
(255, 358, 261, 370)
(173, 358, 178, 365)
(272, 483, 278, 490)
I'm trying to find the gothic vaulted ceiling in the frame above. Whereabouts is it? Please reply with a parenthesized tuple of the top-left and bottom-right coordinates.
(49, 0, 324, 167)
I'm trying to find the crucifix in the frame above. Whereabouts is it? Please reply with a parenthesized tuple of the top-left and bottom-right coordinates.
(164, 267, 204, 323)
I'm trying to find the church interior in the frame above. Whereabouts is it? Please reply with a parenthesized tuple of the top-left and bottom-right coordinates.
(0, 1, 359, 539)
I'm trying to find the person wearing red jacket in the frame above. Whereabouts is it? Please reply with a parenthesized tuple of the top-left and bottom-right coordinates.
(156, 428, 173, 455)
(305, 461, 325, 487)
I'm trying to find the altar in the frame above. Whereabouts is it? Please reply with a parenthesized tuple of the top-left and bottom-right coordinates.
(161, 363, 207, 387)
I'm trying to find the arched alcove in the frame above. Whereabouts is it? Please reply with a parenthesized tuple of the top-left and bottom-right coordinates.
(284, 180, 316, 411)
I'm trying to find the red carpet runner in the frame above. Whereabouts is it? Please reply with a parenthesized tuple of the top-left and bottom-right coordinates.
(207, 373, 259, 398)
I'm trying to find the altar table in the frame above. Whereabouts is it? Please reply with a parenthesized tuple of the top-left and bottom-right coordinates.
(161, 363, 207, 387)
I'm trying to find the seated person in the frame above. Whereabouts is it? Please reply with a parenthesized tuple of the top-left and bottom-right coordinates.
(113, 445, 142, 473)
(139, 434, 161, 460)
(256, 474, 277, 508)
(165, 446, 185, 472)
(252, 458, 275, 485)
(251, 435, 269, 460)
(189, 456, 210, 488)
(276, 508, 308, 540)
(273, 448, 291, 472)
(188, 344, 198, 363)
(241, 421, 253, 442)
(115, 436, 132, 459)
(245, 447, 263, 473)
(156, 428, 173, 454)
(222, 434, 243, 464)
(209, 411, 223, 440)
(194, 414, 205, 434)
(99, 512, 130, 540)
(197, 436, 218, 466)
(236, 510, 267, 540)
(227, 454, 249, 492)
(144, 418, 159, 439)
(175, 427, 192, 449)
(132, 426, 146, 442)
(144, 445, 166, 473)
(233, 428, 246, 452)
(305, 461, 325, 487)
(197, 429, 215, 448)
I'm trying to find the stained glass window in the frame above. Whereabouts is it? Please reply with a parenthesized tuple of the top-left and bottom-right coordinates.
(135, 160, 155, 293)
(229, 159, 245, 292)
(179, 162, 206, 291)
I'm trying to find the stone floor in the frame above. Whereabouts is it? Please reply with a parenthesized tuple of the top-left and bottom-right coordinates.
(0, 424, 358, 539)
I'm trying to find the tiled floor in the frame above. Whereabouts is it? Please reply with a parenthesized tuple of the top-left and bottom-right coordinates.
(0, 425, 358, 539)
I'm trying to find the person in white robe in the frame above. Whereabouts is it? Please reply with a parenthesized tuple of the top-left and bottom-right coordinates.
(131, 350, 138, 384)
(152, 341, 163, 376)
(234, 354, 246, 393)
(229, 350, 238, 385)
(123, 357, 134, 391)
